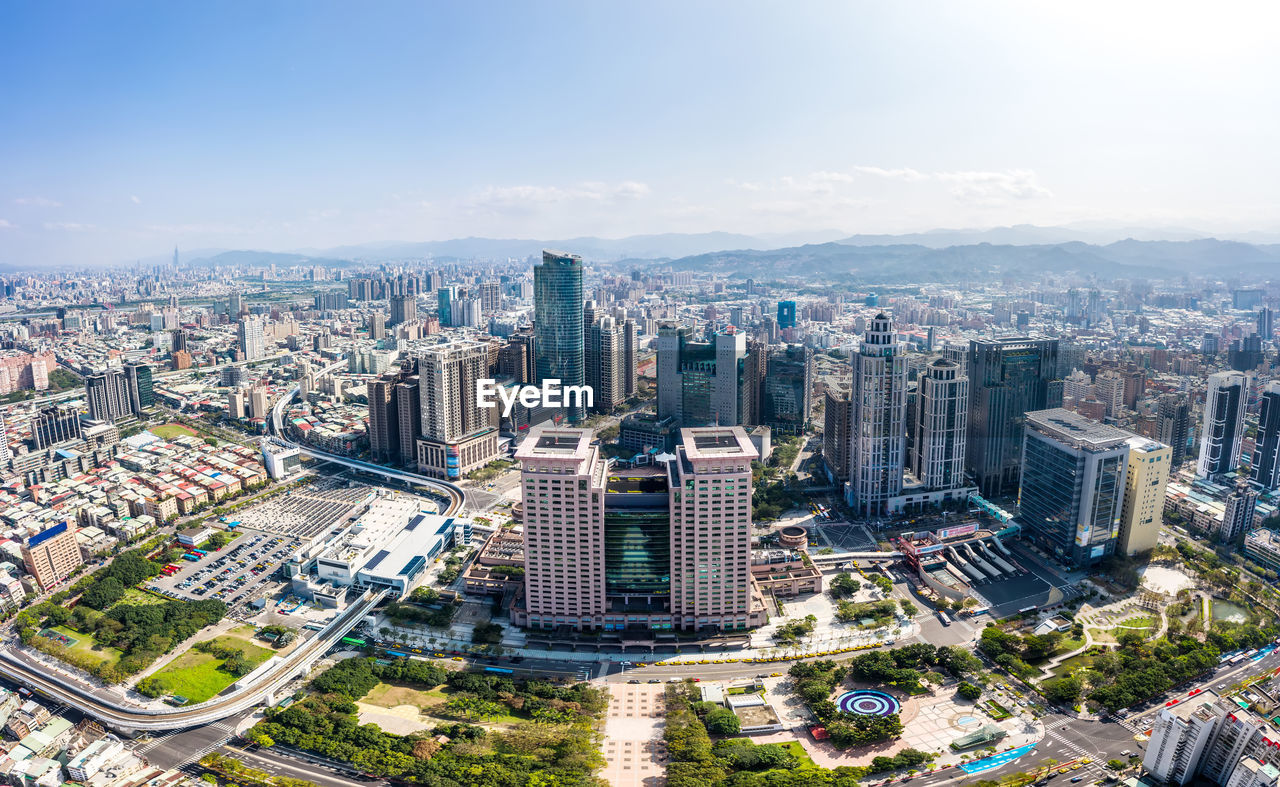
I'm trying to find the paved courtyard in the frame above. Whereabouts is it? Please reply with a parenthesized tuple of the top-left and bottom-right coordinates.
(600, 684, 666, 787)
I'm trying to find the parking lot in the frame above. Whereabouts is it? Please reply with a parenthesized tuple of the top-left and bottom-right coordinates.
(230, 477, 374, 540)
(146, 529, 300, 613)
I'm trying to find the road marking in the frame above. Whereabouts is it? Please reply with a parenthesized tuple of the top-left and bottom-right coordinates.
(960, 742, 1037, 774)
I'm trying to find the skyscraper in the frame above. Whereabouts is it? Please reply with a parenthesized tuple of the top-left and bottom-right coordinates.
(367, 377, 398, 464)
(823, 389, 851, 483)
(478, 281, 501, 314)
(122, 361, 153, 416)
(237, 317, 264, 361)
(533, 250, 585, 423)
(393, 378, 420, 468)
(621, 318, 638, 398)
(417, 340, 499, 479)
(1259, 307, 1275, 341)
(1018, 409, 1129, 566)
(911, 358, 968, 491)
(776, 300, 797, 329)
(228, 291, 244, 318)
(31, 405, 82, 450)
(586, 316, 626, 414)
(1197, 371, 1248, 480)
(1157, 393, 1191, 468)
(760, 344, 813, 435)
(1252, 381, 1280, 490)
(1118, 437, 1171, 555)
(85, 369, 132, 422)
(516, 427, 607, 631)
(656, 325, 753, 427)
(389, 294, 417, 328)
(966, 337, 1062, 498)
(848, 313, 908, 517)
(435, 287, 454, 327)
(670, 426, 761, 631)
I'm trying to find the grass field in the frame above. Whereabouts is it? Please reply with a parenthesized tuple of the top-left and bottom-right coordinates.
(47, 625, 123, 667)
(118, 588, 168, 607)
(150, 423, 198, 440)
(783, 741, 817, 769)
(139, 628, 273, 703)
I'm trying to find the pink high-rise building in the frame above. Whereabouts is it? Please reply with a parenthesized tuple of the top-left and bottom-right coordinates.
(670, 426, 764, 631)
(515, 427, 606, 631)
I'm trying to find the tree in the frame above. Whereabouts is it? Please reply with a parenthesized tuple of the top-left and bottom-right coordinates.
(1044, 675, 1083, 704)
(829, 572, 859, 598)
(705, 707, 741, 735)
(900, 600, 918, 617)
(957, 682, 982, 701)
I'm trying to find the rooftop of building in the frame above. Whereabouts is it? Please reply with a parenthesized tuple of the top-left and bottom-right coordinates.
(514, 426, 593, 460)
(1026, 408, 1132, 450)
(680, 426, 757, 460)
(1125, 435, 1169, 453)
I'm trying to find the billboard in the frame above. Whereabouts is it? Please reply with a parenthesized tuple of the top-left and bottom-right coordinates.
(936, 523, 977, 540)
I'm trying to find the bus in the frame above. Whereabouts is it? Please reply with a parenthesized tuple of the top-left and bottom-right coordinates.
(339, 636, 366, 647)
(386, 650, 409, 658)
(191, 549, 207, 556)
(181, 554, 199, 562)
(1229, 653, 1249, 665)
(484, 666, 514, 674)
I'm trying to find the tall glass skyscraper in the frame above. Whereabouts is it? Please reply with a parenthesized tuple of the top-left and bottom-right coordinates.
(534, 249, 585, 423)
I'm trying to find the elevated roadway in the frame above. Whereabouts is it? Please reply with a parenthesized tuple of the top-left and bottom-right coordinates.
(0, 359, 469, 732)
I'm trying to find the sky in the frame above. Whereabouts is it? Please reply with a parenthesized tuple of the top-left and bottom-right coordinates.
(2, 1, 1279, 266)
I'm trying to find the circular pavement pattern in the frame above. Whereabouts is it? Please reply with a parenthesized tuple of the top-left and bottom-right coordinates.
(835, 689, 901, 716)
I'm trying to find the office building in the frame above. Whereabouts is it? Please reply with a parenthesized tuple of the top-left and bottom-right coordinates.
(848, 313, 908, 517)
(966, 337, 1062, 498)
(22, 523, 84, 590)
(1198, 372, 1248, 480)
(516, 427, 607, 630)
(1219, 481, 1259, 543)
(776, 300, 797, 329)
(1158, 393, 1192, 468)
(1018, 409, 1129, 566)
(31, 405, 82, 450)
(498, 336, 534, 384)
(1118, 437, 1172, 555)
(237, 316, 265, 361)
(389, 294, 417, 328)
(586, 316, 627, 414)
(228, 291, 244, 317)
(416, 340, 499, 479)
(1251, 381, 1280, 489)
(603, 463, 672, 621)
(911, 358, 968, 491)
(656, 325, 755, 428)
(823, 389, 851, 482)
(533, 250, 586, 423)
(85, 369, 132, 423)
(436, 287, 454, 327)
(1259, 307, 1275, 341)
(760, 344, 813, 435)
(670, 427, 763, 631)
(1229, 335, 1265, 372)
(622, 318, 638, 398)
(1243, 528, 1280, 571)
(122, 361, 153, 416)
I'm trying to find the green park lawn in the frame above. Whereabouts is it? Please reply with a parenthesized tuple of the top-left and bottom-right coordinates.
(45, 625, 123, 668)
(139, 628, 273, 703)
(150, 423, 199, 440)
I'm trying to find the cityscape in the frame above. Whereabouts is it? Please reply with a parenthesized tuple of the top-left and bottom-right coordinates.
(3, 4, 1280, 787)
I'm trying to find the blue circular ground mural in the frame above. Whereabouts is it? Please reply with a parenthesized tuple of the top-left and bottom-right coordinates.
(835, 689, 901, 716)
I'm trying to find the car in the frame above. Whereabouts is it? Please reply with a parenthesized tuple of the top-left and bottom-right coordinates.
(648, 679, 661, 684)
(627, 679, 641, 684)
(1071, 778, 1083, 783)
(668, 677, 682, 683)
(692, 678, 700, 682)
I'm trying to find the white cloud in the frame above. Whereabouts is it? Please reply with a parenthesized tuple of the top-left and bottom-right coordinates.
(852, 166, 929, 182)
(14, 196, 62, 207)
(130, 195, 142, 204)
(0, 219, 14, 229)
(936, 169, 1052, 202)
(42, 221, 93, 231)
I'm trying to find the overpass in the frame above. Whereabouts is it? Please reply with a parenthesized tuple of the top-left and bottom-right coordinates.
(0, 589, 387, 733)
(808, 551, 903, 566)
(0, 359, 470, 732)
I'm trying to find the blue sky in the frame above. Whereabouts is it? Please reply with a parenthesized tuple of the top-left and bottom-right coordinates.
(2, 1, 1279, 265)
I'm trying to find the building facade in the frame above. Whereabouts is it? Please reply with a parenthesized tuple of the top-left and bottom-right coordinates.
(761, 344, 813, 436)
(1118, 437, 1172, 555)
(1198, 372, 1248, 480)
(533, 250, 586, 423)
(1251, 380, 1280, 489)
(22, 523, 84, 590)
(967, 337, 1062, 498)
(911, 357, 968, 491)
(848, 313, 908, 517)
(1018, 408, 1129, 566)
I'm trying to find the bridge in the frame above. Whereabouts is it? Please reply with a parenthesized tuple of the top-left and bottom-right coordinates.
(0, 360, 468, 732)
(808, 551, 903, 566)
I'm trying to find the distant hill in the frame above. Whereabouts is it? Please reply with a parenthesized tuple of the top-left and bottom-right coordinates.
(186, 250, 355, 268)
